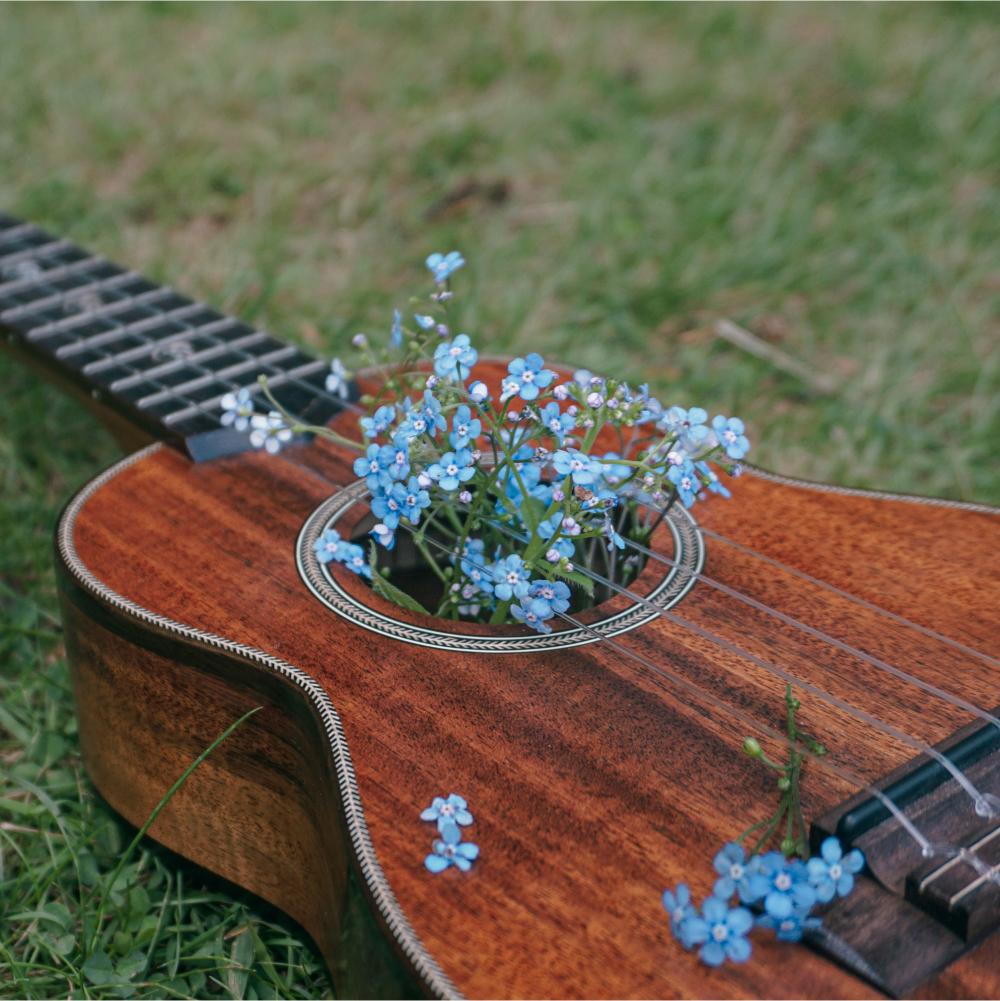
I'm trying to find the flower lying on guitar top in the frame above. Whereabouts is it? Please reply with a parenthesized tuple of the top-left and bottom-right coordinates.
(236, 250, 750, 627)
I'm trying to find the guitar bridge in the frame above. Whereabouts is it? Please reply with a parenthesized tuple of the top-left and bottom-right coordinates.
(807, 709, 1000, 997)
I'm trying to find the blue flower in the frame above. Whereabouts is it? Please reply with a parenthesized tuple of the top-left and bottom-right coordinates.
(511, 597, 555, 634)
(425, 250, 465, 285)
(360, 404, 396, 439)
(220, 388, 255, 431)
(537, 518, 575, 559)
(353, 444, 398, 491)
(696, 460, 731, 498)
(371, 483, 406, 529)
(370, 522, 396, 550)
(597, 451, 631, 488)
(758, 852, 816, 919)
(457, 537, 489, 589)
(396, 392, 447, 440)
(427, 448, 476, 491)
(661, 406, 710, 450)
(424, 821, 479, 873)
(712, 415, 750, 460)
(391, 308, 403, 348)
(756, 911, 822, 942)
(414, 313, 436, 330)
(449, 404, 482, 449)
(712, 842, 769, 904)
(668, 460, 699, 508)
(314, 531, 373, 579)
(502, 353, 555, 401)
(398, 477, 431, 525)
(806, 837, 864, 903)
(538, 401, 575, 441)
(680, 896, 753, 966)
(420, 793, 474, 832)
(313, 528, 348, 565)
(602, 516, 625, 552)
(249, 412, 293, 454)
(662, 884, 697, 937)
(552, 448, 599, 486)
(526, 579, 571, 615)
(434, 334, 478, 381)
(490, 554, 531, 601)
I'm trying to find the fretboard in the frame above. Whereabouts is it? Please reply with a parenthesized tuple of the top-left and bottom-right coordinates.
(0, 213, 352, 460)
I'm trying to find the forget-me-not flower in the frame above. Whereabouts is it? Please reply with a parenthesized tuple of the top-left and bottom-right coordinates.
(758, 852, 816, 919)
(426, 251, 465, 285)
(420, 793, 474, 832)
(326, 357, 350, 399)
(552, 448, 599, 486)
(712, 415, 751, 460)
(313, 528, 347, 565)
(511, 597, 556, 633)
(662, 884, 697, 937)
(668, 461, 699, 508)
(415, 313, 435, 330)
(398, 477, 431, 525)
(712, 842, 769, 904)
(503, 353, 556, 401)
(661, 406, 710, 450)
(354, 444, 398, 492)
(249, 412, 293, 454)
(696, 460, 731, 498)
(424, 821, 479, 873)
(526, 579, 571, 615)
(449, 404, 482, 449)
(538, 401, 575, 441)
(807, 837, 864, 903)
(679, 896, 753, 967)
(755, 910, 822, 943)
(434, 334, 478, 381)
(360, 404, 396, 439)
(220, 388, 255, 431)
(427, 449, 476, 491)
(490, 554, 532, 601)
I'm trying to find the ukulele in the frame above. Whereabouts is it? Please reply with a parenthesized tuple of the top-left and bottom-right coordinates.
(2, 212, 998, 1000)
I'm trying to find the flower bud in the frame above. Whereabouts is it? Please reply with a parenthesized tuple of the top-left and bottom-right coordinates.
(553, 384, 569, 400)
(777, 776, 791, 791)
(425, 374, 439, 389)
(546, 548, 561, 563)
(780, 838, 797, 856)
(552, 488, 565, 502)
(417, 472, 433, 488)
(469, 381, 489, 403)
(352, 333, 368, 348)
(586, 392, 605, 408)
(459, 490, 472, 504)
(742, 737, 763, 758)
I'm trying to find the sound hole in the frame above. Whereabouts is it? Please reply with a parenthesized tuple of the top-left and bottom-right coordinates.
(295, 479, 704, 653)
(349, 508, 652, 617)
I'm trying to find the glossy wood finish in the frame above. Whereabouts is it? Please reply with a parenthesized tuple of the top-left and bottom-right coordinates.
(56, 360, 999, 999)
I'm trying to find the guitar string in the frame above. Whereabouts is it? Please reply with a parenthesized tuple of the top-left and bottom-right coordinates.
(7, 237, 995, 674)
(441, 506, 999, 819)
(479, 508, 1000, 733)
(390, 520, 1000, 886)
(696, 526, 998, 668)
(11, 258, 997, 818)
(1, 223, 996, 667)
(114, 369, 1000, 886)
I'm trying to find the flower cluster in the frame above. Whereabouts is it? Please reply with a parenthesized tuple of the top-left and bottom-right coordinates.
(421, 793, 480, 873)
(226, 250, 751, 628)
(663, 837, 863, 967)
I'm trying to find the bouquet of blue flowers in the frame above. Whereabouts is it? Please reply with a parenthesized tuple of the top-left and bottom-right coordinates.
(239, 250, 750, 629)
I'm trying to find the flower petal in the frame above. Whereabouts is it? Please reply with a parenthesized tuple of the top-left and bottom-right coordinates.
(424, 854, 449, 873)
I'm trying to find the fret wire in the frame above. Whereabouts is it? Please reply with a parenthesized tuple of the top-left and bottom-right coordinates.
(79, 312, 236, 370)
(1, 269, 136, 324)
(108, 329, 274, 392)
(0, 221, 40, 245)
(26, 285, 168, 341)
(0, 238, 74, 273)
(63, 300, 209, 357)
(0, 254, 112, 298)
(161, 360, 329, 426)
(136, 345, 302, 408)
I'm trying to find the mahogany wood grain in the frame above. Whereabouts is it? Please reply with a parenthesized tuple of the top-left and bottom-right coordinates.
(55, 359, 999, 999)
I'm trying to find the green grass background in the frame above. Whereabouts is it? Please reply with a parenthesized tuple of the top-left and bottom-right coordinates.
(1, 3, 998, 998)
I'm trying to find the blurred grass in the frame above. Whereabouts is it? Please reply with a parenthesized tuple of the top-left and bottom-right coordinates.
(1, 3, 998, 998)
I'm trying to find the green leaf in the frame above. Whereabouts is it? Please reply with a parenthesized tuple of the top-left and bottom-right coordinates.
(227, 929, 254, 1000)
(368, 548, 429, 614)
(82, 949, 116, 986)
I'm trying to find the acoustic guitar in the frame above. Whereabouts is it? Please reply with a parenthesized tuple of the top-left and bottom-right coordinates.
(2, 212, 997, 999)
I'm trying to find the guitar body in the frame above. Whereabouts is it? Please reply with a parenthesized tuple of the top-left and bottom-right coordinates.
(54, 359, 999, 999)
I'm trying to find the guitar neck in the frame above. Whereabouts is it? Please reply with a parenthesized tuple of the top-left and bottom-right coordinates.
(0, 213, 348, 460)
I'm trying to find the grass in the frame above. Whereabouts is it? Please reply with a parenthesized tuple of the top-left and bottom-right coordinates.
(1, 3, 998, 998)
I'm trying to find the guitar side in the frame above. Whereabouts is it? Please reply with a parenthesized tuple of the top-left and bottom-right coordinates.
(54, 442, 999, 999)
